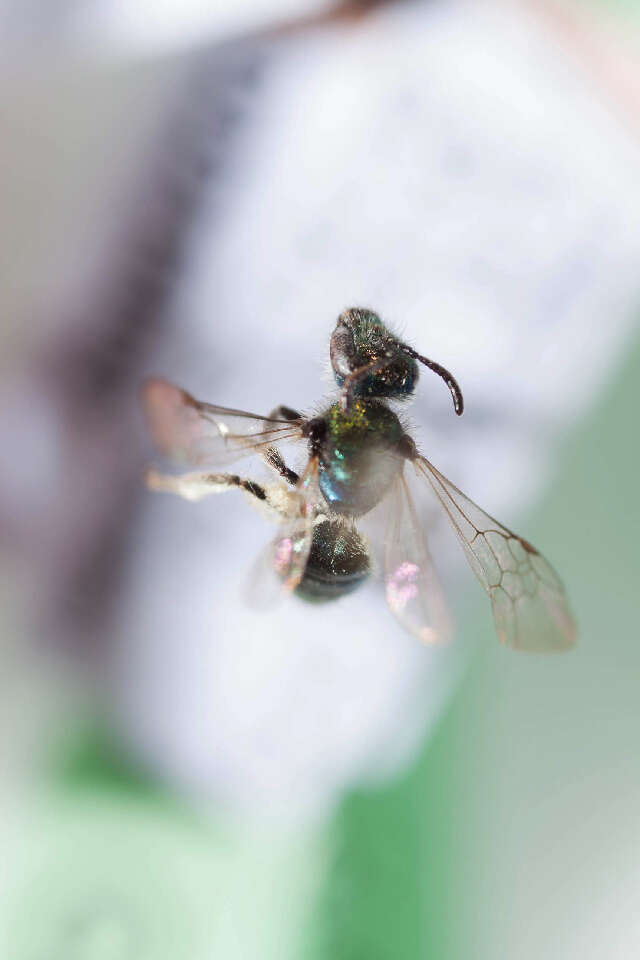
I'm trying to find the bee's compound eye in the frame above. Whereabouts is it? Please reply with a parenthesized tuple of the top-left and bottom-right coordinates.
(330, 319, 357, 381)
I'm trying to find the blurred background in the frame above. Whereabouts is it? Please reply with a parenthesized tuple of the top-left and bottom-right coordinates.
(1, 0, 639, 957)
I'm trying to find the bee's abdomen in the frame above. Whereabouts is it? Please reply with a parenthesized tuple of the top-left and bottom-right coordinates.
(295, 520, 370, 603)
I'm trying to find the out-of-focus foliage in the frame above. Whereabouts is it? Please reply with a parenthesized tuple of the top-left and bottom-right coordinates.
(1, 1, 639, 958)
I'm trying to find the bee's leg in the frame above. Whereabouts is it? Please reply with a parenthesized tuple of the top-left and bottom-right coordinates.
(263, 447, 299, 486)
(268, 405, 302, 421)
(257, 406, 300, 486)
(260, 406, 303, 486)
(146, 468, 289, 517)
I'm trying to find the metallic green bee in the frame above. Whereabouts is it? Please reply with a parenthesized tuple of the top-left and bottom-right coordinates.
(143, 307, 575, 651)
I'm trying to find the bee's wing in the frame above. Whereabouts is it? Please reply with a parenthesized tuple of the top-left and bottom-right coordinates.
(243, 539, 287, 610)
(384, 468, 451, 644)
(272, 456, 320, 593)
(243, 456, 321, 606)
(141, 378, 305, 467)
(414, 457, 577, 652)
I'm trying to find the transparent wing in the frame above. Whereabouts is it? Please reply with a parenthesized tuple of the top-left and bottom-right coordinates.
(384, 469, 451, 645)
(146, 456, 319, 601)
(243, 539, 287, 610)
(244, 505, 315, 608)
(414, 457, 576, 652)
(141, 378, 304, 467)
(272, 456, 320, 593)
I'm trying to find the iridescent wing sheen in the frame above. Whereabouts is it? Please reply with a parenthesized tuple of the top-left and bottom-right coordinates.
(414, 457, 576, 652)
(384, 469, 451, 645)
(273, 456, 320, 593)
(238, 456, 323, 602)
(141, 378, 304, 468)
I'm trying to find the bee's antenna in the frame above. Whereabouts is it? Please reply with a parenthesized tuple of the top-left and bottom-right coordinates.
(400, 346, 464, 416)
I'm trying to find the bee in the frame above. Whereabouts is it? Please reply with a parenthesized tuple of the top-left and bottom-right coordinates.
(142, 307, 576, 651)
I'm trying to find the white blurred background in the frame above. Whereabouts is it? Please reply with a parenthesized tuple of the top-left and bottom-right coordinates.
(1, 1, 639, 958)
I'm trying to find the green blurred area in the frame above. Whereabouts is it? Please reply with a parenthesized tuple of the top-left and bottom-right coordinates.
(589, 0, 640, 17)
(306, 328, 640, 959)
(0, 785, 325, 960)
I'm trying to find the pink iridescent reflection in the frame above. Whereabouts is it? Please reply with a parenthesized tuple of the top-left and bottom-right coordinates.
(274, 537, 294, 576)
(386, 562, 438, 645)
(386, 561, 420, 610)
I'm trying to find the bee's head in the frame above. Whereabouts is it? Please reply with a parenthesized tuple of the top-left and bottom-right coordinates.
(329, 307, 418, 400)
(330, 306, 464, 415)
